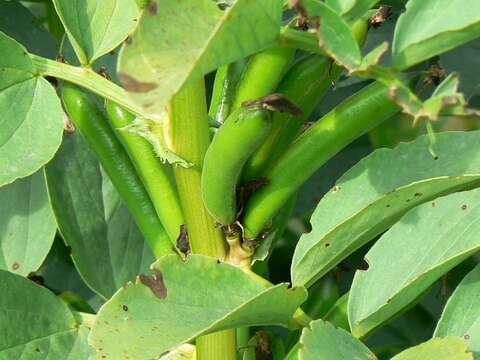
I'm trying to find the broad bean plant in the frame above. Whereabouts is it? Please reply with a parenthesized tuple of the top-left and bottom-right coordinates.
(1, 0, 480, 359)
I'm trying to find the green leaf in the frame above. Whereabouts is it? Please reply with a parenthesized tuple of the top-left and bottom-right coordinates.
(1, 326, 93, 360)
(0, 170, 56, 276)
(299, 319, 377, 359)
(45, 131, 155, 299)
(326, 0, 380, 23)
(0, 270, 92, 358)
(349, 189, 480, 338)
(0, 32, 64, 187)
(392, 0, 480, 70)
(302, 0, 362, 69)
(434, 264, 480, 356)
(52, 0, 140, 64)
(391, 337, 473, 360)
(89, 255, 307, 360)
(118, 0, 283, 120)
(292, 130, 480, 288)
(0, 0, 57, 58)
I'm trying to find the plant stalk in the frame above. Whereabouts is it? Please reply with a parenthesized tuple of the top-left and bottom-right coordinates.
(168, 79, 235, 360)
(31, 54, 146, 117)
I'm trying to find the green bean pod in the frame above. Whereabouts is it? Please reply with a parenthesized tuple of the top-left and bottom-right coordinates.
(202, 107, 272, 225)
(231, 46, 296, 109)
(105, 101, 184, 242)
(241, 17, 370, 181)
(61, 83, 173, 257)
(208, 60, 247, 124)
(242, 81, 401, 239)
(241, 55, 338, 181)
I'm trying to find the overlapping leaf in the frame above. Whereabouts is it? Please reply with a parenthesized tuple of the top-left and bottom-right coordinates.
(0, 170, 56, 276)
(391, 337, 472, 360)
(0, 32, 64, 187)
(349, 189, 480, 337)
(45, 131, 154, 299)
(89, 255, 307, 360)
(0, 270, 92, 359)
(292, 130, 480, 288)
(118, 0, 283, 119)
(392, 0, 480, 70)
(435, 264, 480, 356)
(300, 319, 377, 359)
(52, 0, 140, 64)
(326, 0, 380, 23)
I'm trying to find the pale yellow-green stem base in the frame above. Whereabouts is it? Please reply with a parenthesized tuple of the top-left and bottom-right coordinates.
(169, 79, 235, 360)
(196, 331, 237, 360)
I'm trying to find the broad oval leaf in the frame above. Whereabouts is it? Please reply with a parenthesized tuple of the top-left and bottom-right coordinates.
(1, 327, 93, 360)
(45, 131, 154, 299)
(326, 0, 380, 23)
(300, 319, 377, 359)
(292, 130, 480, 288)
(52, 0, 140, 64)
(89, 255, 307, 360)
(392, 0, 480, 70)
(349, 189, 480, 338)
(0, 170, 56, 276)
(302, 0, 362, 69)
(0, 270, 92, 358)
(434, 264, 480, 356)
(0, 32, 64, 186)
(391, 337, 473, 360)
(118, 0, 283, 119)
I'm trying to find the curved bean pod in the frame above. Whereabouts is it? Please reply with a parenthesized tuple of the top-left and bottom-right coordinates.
(241, 81, 401, 239)
(241, 17, 370, 181)
(231, 46, 296, 109)
(202, 106, 272, 225)
(208, 59, 247, 124)
(106, 101, 184, 242)
(61, 83, 173, 257)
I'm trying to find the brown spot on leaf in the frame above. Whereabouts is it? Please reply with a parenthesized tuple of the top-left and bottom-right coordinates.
(255, 331, 273, 360)
(462, 204, 468, 210)
(432, 202, 436, 207)
(424, 64, 445, 87)
(139, 269, 167, 299)
(242, 94, 302, 116)
(122, 304, 129, 312)
(369, 5, 392, 28)
(333, 185, 341, 192)
(148, 0, 158, 15)
(176, 224, 190, 257)
(11, 262, 20, 271)
(118, 73, 158, 93)
(97, 66, 111, 80)
(464, 334, 470, 340)
(414, 192, 422, 197)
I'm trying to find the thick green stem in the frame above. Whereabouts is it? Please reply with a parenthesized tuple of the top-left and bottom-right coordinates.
(168, 79, 235, 360)
(31, 54, 146, 117)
